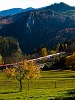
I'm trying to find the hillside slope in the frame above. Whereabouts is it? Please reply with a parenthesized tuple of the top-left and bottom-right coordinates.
(0, 2, 75, 54)
(0, 7, 34, 16)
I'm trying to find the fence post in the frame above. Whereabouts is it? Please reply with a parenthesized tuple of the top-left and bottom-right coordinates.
(55, 80, 56, 88)
(60, 81, 62, 88)
(72, 79, 73, 88)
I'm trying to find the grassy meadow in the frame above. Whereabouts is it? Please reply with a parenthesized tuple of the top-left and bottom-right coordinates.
(0, 70, 75, 100)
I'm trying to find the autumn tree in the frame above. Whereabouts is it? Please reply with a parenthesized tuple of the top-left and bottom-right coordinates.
(40, 47, 48, 57)
(23, 60, 41, 90)
(66, 52, 75, 70)
(4, 67, 15, 78)
(0, 55, 4, 65)
(4, 60, 41, 92)
(50, 50, 56, 54)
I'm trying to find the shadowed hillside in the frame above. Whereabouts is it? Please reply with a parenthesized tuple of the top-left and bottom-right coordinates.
(0, 2, 75, 54)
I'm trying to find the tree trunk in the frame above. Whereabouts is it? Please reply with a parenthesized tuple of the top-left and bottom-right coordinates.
(19, 80, 22, 92)
(28, 79, 30, 91)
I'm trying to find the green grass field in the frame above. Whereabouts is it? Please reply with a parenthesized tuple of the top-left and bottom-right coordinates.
(0, 70, 75, 100)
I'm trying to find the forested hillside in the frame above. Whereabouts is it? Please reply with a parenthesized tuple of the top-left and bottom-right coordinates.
(0, 36, 22, 63)
(0, 2, 75, 54)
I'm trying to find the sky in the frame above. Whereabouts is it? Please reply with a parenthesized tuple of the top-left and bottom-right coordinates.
(0, 0, 75, 11)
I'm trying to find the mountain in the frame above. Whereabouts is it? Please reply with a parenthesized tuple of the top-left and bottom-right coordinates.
(46, 2, 75, 12)
(0, 7, 34, 16)
(0, 2, 75, 54)
(0, 11, 28, 29)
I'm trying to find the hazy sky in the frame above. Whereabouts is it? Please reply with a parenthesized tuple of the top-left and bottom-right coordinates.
(0, 0, 75, 11)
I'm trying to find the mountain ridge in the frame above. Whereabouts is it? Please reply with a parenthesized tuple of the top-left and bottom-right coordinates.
(0, 2, 75, 54)
(0, 7, 35, 16)
(46, 2, 75, 12)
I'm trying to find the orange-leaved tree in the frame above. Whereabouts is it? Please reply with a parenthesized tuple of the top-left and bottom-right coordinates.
(23, 60, 41, 90)
(66, 52, 75, 70)
(40, 47, 48, 57)
(3, 60, 41, 92)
